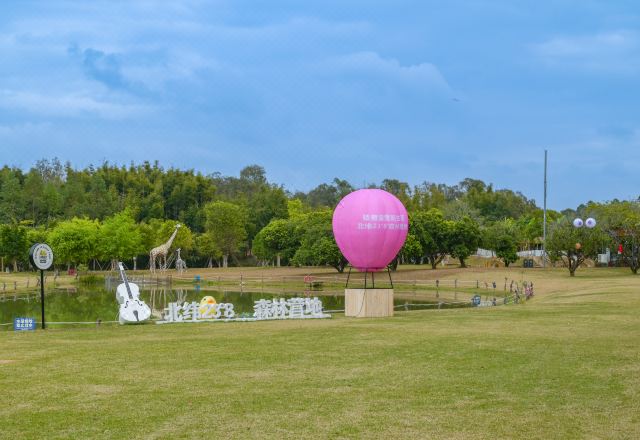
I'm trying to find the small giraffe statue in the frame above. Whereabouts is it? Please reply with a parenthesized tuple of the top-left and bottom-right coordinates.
(149, 224, 181, 273)
(175, 248, 187, 274)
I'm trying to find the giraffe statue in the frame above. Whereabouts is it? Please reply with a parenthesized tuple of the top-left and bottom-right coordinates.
(175, 248, 187, 274)
(149, 224, 181, 273)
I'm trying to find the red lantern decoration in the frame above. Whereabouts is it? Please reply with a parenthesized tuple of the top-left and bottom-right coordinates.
(618, 244, 623, 254)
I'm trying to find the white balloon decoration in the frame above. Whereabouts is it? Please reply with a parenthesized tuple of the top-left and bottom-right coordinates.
(585, 217, 596, 228)
(573, 218, 584, 228)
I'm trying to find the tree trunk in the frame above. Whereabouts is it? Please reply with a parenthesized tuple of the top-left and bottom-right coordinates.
(504, 261, 510, 268)
(459, 257, 466, 268)
(629, 253, 639, 274)
(222, 254, 228, 268)
(276, 253, 281, 267)
(13, 259, 18, 272)
(568, 255, 580, 276)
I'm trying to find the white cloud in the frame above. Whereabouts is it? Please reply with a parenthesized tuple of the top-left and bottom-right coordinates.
(119, 50, 222, 91)
(319, 51, 451, 91)
(532, 30, 640, 72)
(0, 122, 53, 138)
(0, 90, 151, 119)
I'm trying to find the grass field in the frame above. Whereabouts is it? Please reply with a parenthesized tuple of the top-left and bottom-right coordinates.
(1, 267, 639, 439)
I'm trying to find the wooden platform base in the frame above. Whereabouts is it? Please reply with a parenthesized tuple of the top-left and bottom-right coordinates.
(344, 289, 394, 318)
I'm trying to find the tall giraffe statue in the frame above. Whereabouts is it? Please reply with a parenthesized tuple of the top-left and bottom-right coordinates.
(175, 248, 187, 274)
(149, 224, 181, 273)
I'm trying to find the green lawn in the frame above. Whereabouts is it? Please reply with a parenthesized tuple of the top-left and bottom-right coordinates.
(1, 269, 639, 439)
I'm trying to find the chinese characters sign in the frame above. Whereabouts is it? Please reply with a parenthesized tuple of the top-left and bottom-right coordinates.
(253, 297, 329, 320)
(158, 297, 330, 324)
(159, 301, 236, 323)
(14, 317, 36, 331)
(29, 243, 53, 270)
(357, 213, 408, 231)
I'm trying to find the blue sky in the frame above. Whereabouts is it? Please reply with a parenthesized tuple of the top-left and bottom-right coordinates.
(1, 1, 639, 210)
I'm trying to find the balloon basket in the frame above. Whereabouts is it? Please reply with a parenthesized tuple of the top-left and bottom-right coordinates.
(345, 289, 394, 318)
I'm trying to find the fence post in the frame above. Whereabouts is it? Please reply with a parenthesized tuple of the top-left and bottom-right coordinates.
(436, 279, 439, 298)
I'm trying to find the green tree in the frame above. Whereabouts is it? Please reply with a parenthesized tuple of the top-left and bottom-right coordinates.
(0, 168, 24, 223)
(449, 216, 481, 267)
(244, 185, 289, 244)
(0, 224, 28, 272)
(204, 201, 247, 267)
(399, 233, 423, 264)
(47, 218, 100, 269)
(484, 220, 520, 267)
(494, 234, 518, 268)
(194, 233, 223, 267)
(26, 227, 49, 248)
(442, 199, 481, 223)
(380, 179, 412, 209)
(586, 201, 640, 274)
(546, 218, 606, 276)
(411, 209, 452, 269)
(291, 210, 347, 273)
(304, 178, 355, 208)
(287, 199, 307, 220)
(253, 219, 300, 266)
(99, 210, 144, 269)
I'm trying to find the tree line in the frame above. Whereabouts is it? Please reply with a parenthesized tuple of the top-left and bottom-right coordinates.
(0, 159, 638, 274)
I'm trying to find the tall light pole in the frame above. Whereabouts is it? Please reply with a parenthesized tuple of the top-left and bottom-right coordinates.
(543, 150, 548, 268)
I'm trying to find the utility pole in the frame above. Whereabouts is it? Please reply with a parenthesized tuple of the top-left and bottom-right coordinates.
(543, 150, 548, 268)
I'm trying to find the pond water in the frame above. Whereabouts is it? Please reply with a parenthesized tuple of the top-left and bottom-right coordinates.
(0, 282, 472, 329)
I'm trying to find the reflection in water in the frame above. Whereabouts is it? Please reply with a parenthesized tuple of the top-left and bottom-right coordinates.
(1, 283, 470, 329)
(147, 287, 189, 319)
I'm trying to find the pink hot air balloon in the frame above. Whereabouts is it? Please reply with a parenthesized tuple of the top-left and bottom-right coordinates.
(332, 189, 409, 272)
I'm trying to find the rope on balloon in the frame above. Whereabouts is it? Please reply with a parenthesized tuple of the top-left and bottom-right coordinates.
(354, 273, 368, 317)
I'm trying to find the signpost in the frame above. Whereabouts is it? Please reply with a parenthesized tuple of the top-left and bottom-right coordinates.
(28, 243, 53, 330)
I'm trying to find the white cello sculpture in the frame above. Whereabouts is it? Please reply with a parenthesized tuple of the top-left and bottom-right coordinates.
(117, 262, 151, 324)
